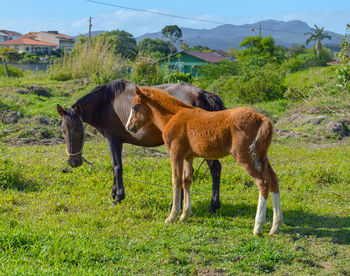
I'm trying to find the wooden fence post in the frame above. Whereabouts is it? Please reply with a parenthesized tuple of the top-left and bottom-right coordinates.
(1, 57, 10, 77)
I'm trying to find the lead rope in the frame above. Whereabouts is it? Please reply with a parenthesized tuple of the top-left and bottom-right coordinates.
(80, 156, 345, 198)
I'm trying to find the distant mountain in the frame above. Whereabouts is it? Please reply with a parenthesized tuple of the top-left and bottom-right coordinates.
(136, 20, 343, 51)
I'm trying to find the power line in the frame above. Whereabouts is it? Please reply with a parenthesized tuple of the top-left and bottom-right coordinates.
(86, 0, 310, 36)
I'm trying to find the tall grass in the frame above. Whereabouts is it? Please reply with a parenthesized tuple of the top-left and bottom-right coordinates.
(48, 41, 128, 84)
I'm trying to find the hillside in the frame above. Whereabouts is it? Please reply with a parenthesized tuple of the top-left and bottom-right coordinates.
(136, 19, 343, 51)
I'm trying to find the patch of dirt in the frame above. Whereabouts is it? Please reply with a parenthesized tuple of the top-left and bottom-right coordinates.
(274, 128, 307, 139)
(16, 85, 52, 97)
(2, 137, 63, 146)
(193, 269, 227, 276)
(0, 110, 22, 124)
(276, 111, 350, 141)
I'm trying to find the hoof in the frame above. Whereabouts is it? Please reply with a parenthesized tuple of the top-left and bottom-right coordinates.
(113, 192, 125, 204)
(253, 230, 262, 236)
(179, 212, 190, 222)
(165, 212, 179, 224)
(269, 226, 280, 236)
(209, 200, 221, 213)
(165, 217, 174, 224)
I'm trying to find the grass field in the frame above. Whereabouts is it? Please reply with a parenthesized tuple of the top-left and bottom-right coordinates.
(1, 139, 350, 274)
(1, 68, 350, 274)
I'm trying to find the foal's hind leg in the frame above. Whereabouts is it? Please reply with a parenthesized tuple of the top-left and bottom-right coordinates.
(165, 153, 184, 223)
(180, 158, 193, 222)
(267, 161, 283, 235)
(234, 157, 270, 236)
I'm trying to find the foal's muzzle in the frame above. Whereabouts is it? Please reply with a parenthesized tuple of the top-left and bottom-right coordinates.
(126, 124, 137, 133)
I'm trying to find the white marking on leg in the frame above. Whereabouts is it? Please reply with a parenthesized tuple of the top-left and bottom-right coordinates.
(180, 186, 191, 222)
(270, 192, 283, 235)
(165, 182, 181, 223)
(253, 193, 267, 236)
(248, 142, 261, 171)
(125, 109, 135, 130)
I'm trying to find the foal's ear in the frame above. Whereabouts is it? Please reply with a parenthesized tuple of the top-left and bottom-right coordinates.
(135, 87, 151, 98)
(135, 86, 145, 98)
(57, 104, 66, 117)
(73, 104, 82, 116)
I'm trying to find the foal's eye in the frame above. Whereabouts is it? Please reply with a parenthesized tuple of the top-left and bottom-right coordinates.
(133, 104, 140, 112)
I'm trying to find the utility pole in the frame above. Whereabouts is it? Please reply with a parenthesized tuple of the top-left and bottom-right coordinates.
(259, 24, 262, 36)
(88, 16, 92, 44)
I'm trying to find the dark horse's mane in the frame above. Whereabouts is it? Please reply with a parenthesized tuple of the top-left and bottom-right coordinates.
(73, 79, 129, 115)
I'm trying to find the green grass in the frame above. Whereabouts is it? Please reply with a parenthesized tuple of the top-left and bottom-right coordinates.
(0, 140, 349, 274)
(0, 68, 350, 274)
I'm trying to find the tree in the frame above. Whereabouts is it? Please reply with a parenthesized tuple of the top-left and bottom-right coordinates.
(161, 25, 182, 53)
(179, 41, 189, 51)
(137, 38, 176, 57)
(305, 25, 332, 56)
(0, 48, 22, 62)
(191, 45, 211, 52)
(96, 30, 138, 59)
(237, 35, 280, 64)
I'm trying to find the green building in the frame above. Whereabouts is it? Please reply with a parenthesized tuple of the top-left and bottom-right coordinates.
(158, 50, 235, 75)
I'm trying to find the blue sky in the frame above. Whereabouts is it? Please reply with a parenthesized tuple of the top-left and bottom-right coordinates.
(2, 0, 349, 36)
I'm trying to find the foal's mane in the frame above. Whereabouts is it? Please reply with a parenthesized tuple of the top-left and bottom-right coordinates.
(73, 79, 132, 115)
(141, 87, 194, 113)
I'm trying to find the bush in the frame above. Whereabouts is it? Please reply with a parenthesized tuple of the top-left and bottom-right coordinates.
(335, 65, 350, 90)
(207, 64, 286, 103)
(163, 71, 192, 83)
(0, 64, 24, 77)
(282, 57, 307, 73)
(48, 41, 127, 84)
(129, 55, 164, 86)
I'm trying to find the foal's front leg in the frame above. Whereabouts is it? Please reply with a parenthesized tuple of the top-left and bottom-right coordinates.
(165, 154, 184, 223)
(179, 158, 193, 222)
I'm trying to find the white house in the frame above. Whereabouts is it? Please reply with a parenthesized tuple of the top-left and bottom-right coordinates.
(0, 38, 57, 54)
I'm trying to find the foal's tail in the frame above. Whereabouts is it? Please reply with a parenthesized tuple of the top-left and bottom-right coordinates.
(249, 117, 273, 170)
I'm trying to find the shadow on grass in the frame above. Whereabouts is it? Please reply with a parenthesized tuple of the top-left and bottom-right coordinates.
(194, 200, 350, 245)
(0, 169, 41, 192)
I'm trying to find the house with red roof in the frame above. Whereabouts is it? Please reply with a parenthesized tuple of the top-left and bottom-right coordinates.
(23, 31, 75, 50)
(158, 50, 235, 75)
(0, 38, 57, 54)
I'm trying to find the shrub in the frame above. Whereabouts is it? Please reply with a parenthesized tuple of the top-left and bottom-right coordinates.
(207, 64, 286, 103)
(281, 57, 307, 73)
(335, 65, 350, 90)
(129, 55, 164, 86)
(0, 64, 24, 77)
(48, 41, 127, 84)
(163, 71, 192, 83)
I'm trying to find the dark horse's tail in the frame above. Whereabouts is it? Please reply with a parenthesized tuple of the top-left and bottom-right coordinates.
(198, 91, 226, 111)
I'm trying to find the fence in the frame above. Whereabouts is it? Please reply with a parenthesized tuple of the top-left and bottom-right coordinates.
(9, 63, 49, 71)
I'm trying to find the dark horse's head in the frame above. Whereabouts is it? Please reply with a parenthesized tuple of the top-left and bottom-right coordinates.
(57, 104, 84, 168)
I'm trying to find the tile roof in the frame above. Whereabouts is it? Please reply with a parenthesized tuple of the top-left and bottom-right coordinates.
(23, 32, 73, 40)
(57, 33, 74, 39)
(0, 38, 57, 46)
(184, 51, 225, 63)
(0, 30, 22, 37)
(212, 49, 235, 58)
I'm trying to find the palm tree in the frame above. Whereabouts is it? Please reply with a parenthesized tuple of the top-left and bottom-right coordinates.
(305, 25, 332, 56)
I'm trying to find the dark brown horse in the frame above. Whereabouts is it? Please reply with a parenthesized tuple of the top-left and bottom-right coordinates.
(57, 79, 225, 212)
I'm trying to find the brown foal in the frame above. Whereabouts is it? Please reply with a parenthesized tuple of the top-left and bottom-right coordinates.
(126, 86, 283, 236)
